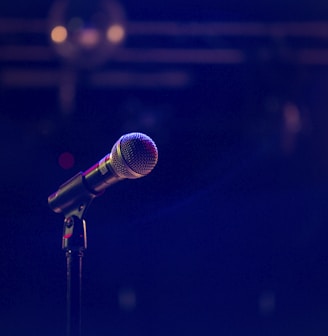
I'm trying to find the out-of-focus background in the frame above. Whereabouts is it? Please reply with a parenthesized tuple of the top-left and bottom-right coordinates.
(2, 1, 328, 335)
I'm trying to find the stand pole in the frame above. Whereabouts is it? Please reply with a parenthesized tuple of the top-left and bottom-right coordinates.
(66, 249, 84, 336)
(63, 215, 87, 336)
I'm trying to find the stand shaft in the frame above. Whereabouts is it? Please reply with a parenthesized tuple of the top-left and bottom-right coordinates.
(66, 250, 83, 336)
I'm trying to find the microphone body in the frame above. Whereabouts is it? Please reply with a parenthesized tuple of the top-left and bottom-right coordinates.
(48, 132, 158, 216)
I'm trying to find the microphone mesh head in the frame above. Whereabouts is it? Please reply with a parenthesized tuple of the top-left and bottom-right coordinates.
(110, 132, 158, 179)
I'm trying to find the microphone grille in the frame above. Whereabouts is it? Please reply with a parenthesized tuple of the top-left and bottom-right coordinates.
(111, 132, 158, 179)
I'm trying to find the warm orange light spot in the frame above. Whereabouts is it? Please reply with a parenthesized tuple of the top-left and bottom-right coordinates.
(51, 25, 68, 43)
(106, 24, 125, 43)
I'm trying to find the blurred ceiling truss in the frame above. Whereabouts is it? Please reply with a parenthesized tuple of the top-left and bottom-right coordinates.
(1, 18, 328, 89)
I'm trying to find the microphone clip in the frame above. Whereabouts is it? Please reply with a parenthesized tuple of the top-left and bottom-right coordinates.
(62, 215, 87, 252)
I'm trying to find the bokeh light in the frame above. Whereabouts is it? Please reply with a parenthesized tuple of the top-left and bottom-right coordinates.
(58, 151, 75, 170)
(78, 28, 100, 48)
(51, 25, 68, 43)
(259, 290, 276, 316)
(106, 24, 125, 43)
(118, 287, 137, 311)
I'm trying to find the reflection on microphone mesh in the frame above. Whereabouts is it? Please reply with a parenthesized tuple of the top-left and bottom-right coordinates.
(111, 132, 158, 178)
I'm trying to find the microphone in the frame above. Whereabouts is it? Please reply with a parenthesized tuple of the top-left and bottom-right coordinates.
(48, 132, 158, 217)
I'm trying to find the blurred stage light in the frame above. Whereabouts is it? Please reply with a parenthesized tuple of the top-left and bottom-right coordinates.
(78, 28, 100, 48)
(281, 102, 303, 154)
(51, 25, 68, 43)
(259, 290, 276, 316)
(118, 287, 137, 311)
(48, 0, 126, 68)
(58, 151, 75, 170)
(106, 24, 125, 43)
(283, 102, 302, 134)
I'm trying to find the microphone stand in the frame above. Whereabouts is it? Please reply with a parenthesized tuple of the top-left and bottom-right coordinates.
(62, 215, 87, 336)
(53, 172, 95, 336)
(47, 134, 158, 336)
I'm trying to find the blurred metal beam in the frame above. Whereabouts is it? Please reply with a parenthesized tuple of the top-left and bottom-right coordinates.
(2, 46, 328, 65)
(126, 21, 328, 38)
(2, 19, 328, 38)
(112, 48, 245, 64)
(298, 49, 328, 64)
(90, 70, 191, 88)
(0, 18, 46, 33)
(1, 69, 60, 86)
(0, 46, 54, 61)
(0, 46, 245, 63)
(1, 68, 191, 88)
(2, 18, 328, 90)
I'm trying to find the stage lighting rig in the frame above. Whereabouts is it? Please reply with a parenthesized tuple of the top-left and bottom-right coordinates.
(48, 0, 126, 68)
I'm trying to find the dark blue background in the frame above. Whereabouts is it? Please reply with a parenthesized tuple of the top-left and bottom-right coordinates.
(1, 1, 328, 335)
